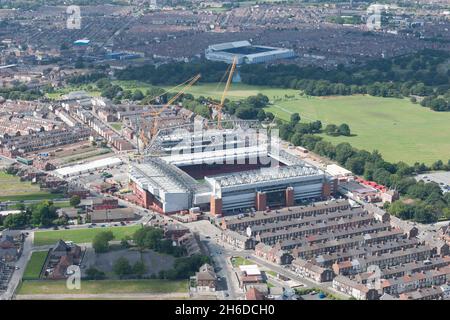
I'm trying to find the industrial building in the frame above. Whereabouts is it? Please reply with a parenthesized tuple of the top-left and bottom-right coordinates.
(128, 127, 335, 216)
(205, 41, 296, 65)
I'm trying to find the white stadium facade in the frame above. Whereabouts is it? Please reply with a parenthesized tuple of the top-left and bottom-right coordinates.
(205, 41, 296, 65)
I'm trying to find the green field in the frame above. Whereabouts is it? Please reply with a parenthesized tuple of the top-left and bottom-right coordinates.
(265, 95, 450, 165)
(0, 172, 65, 202)
(33, 225, 142, 246)
(110, 122, 122, 131)
(22, 251, 48, 280)
(18, 279, 188, 295)
(231, 256, 254, 267)
(173, 83, 450, 165)
(45, 84, 101, 100)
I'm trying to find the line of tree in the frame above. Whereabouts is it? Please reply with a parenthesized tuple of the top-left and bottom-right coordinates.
(0, 85, 43, 101)
(0, 200, 63, 229)
(111, 49, 450, 112)
(158, 254, 210, 280)
(115, 61, 229, 85)
(301, 137, 450, 223)
(133, 226, 186, 257)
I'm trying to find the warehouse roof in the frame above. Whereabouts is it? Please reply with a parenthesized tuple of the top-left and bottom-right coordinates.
(54, 157, 122, 177)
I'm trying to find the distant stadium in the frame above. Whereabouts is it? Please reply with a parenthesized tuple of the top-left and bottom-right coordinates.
(205, 40, 296, 65)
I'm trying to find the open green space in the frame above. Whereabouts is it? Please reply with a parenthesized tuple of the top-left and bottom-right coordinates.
(231, 256, 254, 267)
(173, 83, 450, 165)
(265, 95, 450, 165)
(110, 122, 123, 131)
(33, 225, 142, 246)
(22, 251, 48, 280)
(0, 172, 64, 202)
(18, 279, 188, 295)
(45, 84, 101, 100)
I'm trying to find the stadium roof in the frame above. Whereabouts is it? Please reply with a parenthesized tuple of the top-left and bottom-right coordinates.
(208, 40, 251, 51)
(130, 157, 196, 194)
(206, 164, 323, 188)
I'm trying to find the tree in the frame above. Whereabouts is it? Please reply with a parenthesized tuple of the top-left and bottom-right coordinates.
(30, 201, 58, 227)
(85, 267, 106, 280)
(290, 113, 301, 124)
(266, 112, 275, 121)
(338, 123, 351, 136)
(113, 257, 132, 278)
(324, 124, 339, 136)
(92, 231, 114, 253)
(335, 143, 354, 165)
(132, 261, 147, 278)
(132, 90, 144, 101)
(256, 109, 266, 122)
(70, 195, 81, 207)
(133, 227, 164, 250)
(290, 133, 303, 146)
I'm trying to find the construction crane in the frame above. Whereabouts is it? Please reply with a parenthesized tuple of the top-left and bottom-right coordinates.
(138, 74, 201, 150)
(213, 56, 237, 129)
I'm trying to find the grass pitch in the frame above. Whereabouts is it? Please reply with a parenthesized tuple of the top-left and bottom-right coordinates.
(0, 172, 64, 202)
(33, 225, 142, 246)
(18, 279, 188, 295)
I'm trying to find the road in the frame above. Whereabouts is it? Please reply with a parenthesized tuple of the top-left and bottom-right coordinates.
(0, 232, 34, 300)
(189, 221, 244, 300)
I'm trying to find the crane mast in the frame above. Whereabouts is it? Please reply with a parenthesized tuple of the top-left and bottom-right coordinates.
(217, 56, 237, 129)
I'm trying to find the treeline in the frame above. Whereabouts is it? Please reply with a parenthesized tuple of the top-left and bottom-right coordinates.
(0, 85, 43, 101)
(158, 254, 211, 280)
(67, 72, 107, 85)
(0, 201, 65, 230)
(115, 61, 229, 85)
(133, 226, 186, 257)
(113, 49, 450, 111)
(238, 49, 450, 111)
(419, 93, 450, 112)
(283, 128, 450, 223)
(278, 113, 351, 142)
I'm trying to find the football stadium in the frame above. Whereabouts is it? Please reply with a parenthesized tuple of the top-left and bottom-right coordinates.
(205, 41, 296, 65)
(128, 122, 336, 216)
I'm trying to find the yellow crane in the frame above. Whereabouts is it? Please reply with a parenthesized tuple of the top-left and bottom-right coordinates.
(214, 56, 237, 129)
(139, 74, 201, 149)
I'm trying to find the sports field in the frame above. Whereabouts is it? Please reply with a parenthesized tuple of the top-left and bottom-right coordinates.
(0, 172, 65, 202)
(18, 279, 188, 295)
(176, 83, 450, 165)
(33, 225, 142, 246)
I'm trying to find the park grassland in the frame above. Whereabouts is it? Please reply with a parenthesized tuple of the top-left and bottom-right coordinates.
(22, 251, 48, 280)
(33, 225, 142, 246)
(173, 83, 450, 165)
(18, 279, 188, 295)
(0, 172, 64, 202)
